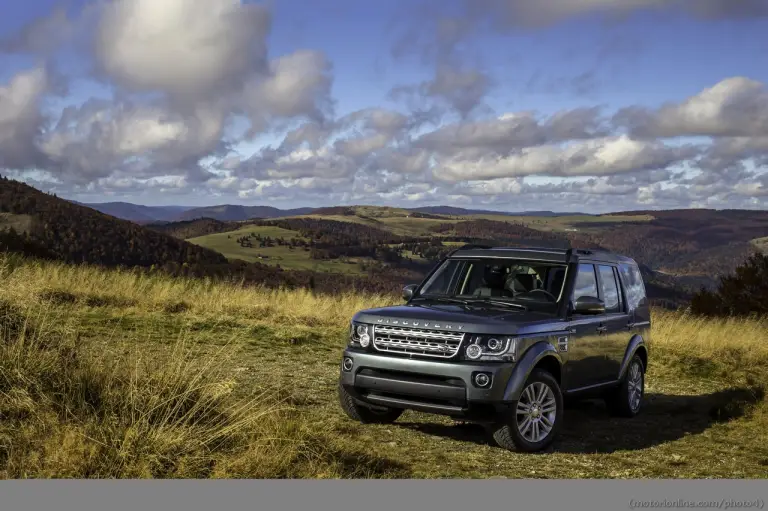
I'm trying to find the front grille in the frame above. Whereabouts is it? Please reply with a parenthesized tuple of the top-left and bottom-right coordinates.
(372, 325, 465, 358)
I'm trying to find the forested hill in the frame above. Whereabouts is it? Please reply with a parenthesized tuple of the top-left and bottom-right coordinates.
(0, 177, 228, 268)
(0, 178, 423, 295)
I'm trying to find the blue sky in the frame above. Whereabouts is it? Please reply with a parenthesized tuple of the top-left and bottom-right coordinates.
(1, 0, 768, 211)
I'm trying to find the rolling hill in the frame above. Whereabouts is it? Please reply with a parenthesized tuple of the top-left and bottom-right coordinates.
(176, 204, 316, 222)
(409, 206, 588, 217)
(75, 201, 592, 223)
(75, 201, 194, 223)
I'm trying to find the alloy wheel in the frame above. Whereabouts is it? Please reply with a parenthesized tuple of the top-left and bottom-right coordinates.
(627, 360, 643, 412)
(516, 381, 557, 443)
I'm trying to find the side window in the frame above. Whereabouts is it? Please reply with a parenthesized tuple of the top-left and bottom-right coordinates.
(598, 265, 620, 313)
(572, 264, 598, 302)
(619, 263, 647, 310)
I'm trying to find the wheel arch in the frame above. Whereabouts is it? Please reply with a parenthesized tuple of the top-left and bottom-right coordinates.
(503, 340, 563, 402)
(618, 334, 647, 381)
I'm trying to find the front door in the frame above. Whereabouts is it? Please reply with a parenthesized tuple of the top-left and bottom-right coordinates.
(595, 264, 630, 381)
(565, 263, 615, 390)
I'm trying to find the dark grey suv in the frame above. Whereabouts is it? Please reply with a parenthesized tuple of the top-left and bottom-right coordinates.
(338, 246, 651, 452)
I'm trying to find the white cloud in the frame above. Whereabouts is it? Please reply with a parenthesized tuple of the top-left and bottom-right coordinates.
(617, 77, 768, 138)
(241, 49, 334, 130)
(0, 67, 49, 170)
(39, 99, 227, 183)
(431, 135, 696, 181)
(96, 0, 270, 99)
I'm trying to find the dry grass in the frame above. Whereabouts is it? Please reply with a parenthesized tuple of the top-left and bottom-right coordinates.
(651, 309, 768, 383)
(1, 253, 767, 478)
(0, 253, 395, 326)
(0, 302, 406, 478)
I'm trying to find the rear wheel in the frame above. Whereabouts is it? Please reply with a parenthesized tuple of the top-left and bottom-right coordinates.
(491, 369, 563, 452)
(338, 382, 403, 424)
(605, 354, 645, 417)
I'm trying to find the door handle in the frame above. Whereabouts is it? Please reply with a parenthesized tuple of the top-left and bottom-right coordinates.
(596, 325, 607, 334)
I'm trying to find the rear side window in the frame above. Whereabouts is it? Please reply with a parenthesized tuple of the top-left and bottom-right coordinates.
(619, 263, 647, 310)
(598, 265, 620, 313)
(572, 264, 598, 301)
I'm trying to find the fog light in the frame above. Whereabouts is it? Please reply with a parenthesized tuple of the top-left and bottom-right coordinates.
(359, 333, 370, 348)
(466, 344, 483, 360)
(342, 357, 354, 371)
(474, 373, 491, 387)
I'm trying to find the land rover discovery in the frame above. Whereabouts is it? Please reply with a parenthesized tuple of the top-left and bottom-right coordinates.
(338, 246, 650, 452)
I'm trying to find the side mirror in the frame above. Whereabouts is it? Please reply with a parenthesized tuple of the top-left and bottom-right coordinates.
(402, 284, 418, 301)
(572, 296, 605, 315)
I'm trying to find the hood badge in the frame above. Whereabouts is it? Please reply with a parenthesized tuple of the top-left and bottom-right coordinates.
(376, 318, 464, 330)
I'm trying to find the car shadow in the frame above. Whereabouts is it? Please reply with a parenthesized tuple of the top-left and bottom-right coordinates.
(395, 386, 765, 453)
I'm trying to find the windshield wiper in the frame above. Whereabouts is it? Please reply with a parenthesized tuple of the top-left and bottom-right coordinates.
(413, 296, 473, 306)
(474, 298, 528, 311)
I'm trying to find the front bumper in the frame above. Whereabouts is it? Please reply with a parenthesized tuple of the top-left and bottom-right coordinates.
(339, 349, 517, 419)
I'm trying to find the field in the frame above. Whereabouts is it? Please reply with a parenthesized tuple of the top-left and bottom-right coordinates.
(188, 225, 370, 274)
(285, 213, 460, 237)
(467, 213, 656, 233)
(285, 211, 656, 237)
(1, 253, 767, 479)
(184, 210, 661, 274)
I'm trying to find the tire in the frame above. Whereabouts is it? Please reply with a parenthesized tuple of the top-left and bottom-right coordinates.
(338, 382, 403, 424)
(491, 369, 564, 452)
(605, 354, 645, 417)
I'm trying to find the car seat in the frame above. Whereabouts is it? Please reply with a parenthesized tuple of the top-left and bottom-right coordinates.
(473, 265, 509, 297)
(504, 272, 536, 295)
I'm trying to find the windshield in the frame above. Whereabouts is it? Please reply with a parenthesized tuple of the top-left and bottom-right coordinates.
(418, 258, 568, 310)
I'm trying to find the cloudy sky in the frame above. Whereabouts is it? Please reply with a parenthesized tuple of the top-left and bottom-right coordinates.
(2, 0, 768, 212)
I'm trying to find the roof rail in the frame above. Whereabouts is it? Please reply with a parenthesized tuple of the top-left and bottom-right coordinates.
(570, 247, 612, 256)
(446, 243, 494, 257)
(459, 243, 495, 250)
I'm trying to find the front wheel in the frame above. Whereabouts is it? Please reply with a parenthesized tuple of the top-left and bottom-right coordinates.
(605, 354, 645, 417)
(491, 369, 563, 452)
(338, 382, 403, 424)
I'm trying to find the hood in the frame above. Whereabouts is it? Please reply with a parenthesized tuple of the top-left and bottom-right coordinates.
(352, 302, 567, 336)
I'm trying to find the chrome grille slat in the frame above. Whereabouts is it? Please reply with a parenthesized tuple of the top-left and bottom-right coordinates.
(372, 325, 465, 358)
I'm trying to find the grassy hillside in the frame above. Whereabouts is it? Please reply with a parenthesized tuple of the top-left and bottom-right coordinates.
(187, 225, 370, 274)
(1, 253, 766, 478)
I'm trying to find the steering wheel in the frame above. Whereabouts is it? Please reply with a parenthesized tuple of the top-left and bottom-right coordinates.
(518, 289, 557, 302)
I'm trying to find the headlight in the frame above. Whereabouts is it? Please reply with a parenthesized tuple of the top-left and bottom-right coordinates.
(464, 335, 517, 362)
(349, 321, 371, 348)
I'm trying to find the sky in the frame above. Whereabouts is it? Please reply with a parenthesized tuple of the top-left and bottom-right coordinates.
(1, 0, 768, 212)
